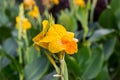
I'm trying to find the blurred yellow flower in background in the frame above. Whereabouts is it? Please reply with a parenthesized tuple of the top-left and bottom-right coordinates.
(28, 5, 40, 18)
(16, 16, 31, 31)
(74, 0, 85, 8)
(24, 0, 35, 9)
(50, 0, 59, 5)
(33, 20, 78, 54)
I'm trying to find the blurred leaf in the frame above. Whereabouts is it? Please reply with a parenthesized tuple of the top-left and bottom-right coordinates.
(103, 37, 116, 61)
(110, 0, 120, 12)
(96, 65, 110, 80)
(42, 71, 58, 80)
(0, 38, 17, 68)
(26, 46, 40, 64)
(88, 29, 114, 42)
(24, 56, 49, 80)
(75, 46, 91, 74)
(115, 8, 120, 30)
(27, 28, 40, 45)
(82, 46, 104, 79)
(58, 10, 77, 32)
(0, 11, 8, 26)
(0, 47, 22, 74)
(65, 55, 80, 78)
(0, 27, 12, 43)
(2, 38, 17, 55)
(99, 9, 117, 29)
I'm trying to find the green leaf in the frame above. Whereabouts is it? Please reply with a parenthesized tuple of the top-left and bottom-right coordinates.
(89, 29, 114, 42)
(75, 46, 91, 74)
(0, 11, 8, 26)
(99, 9, 117, 29)
(0, 47, 22, 74)
(58, 10, 77, 32)
(110, 0, 120, 12)
(0, 27, 12, 43)
(103, 37, 116, 61)
(2, 38, 17, 55)
(24, 56, 49, 80)
(115, 8, 120, 30)
(96, 65, 110, 80)
(26, 46, 40, 64)
(65, 55, 80, 77)
(1, 38, 17, 67)
(82, 46, 104, 79)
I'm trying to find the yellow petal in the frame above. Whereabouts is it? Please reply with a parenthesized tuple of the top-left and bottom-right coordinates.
(48, 39, 64, 53)
(32, 32, 48, 49)
(74, 0, 85, 8)
(32, 32, 44, 44)
(42, 20, 49, 35)
(22, 18, 31, 30)
(28, 5, 40, 18)
(40, 24, 67, 42)
(61, 32, 74, 43)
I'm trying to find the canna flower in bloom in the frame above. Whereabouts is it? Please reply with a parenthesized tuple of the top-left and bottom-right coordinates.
(74, 0, 85, 8)
(28, 5, 40, 18)
(16, 16, 31, 31)
(32, 20, 78, 54)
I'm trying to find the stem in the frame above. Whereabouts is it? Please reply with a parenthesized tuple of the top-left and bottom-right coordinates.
(45, 52, 60, 74)
(17, 3, 24, 80)
(59, 52, 68, 80)
(90, 0, 98, 24)
(23, 30, 29, 63)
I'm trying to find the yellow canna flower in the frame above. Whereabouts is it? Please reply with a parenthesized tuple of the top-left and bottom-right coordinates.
(16, 16, 31, 31)
(24, 0, 36, 9)
(74, 0, 85, 8)
(33, 20, 78, 54)
(28, 5, 40, 18)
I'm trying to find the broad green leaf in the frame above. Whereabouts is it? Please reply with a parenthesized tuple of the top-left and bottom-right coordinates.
(24, 56, 49, 80)
(99, 9, 117, 29)
(88, 29, 114, 42)
(0, 47, 22, 73)
(2, 38, 17, 55)
(82, 46, 104, 79)
(25, 46, 40, 64)
(96, 65, 110, 80)
(65, 55, 80, 77)
(110, 0, 120, 12)
(75, 46, 91, 74)
(1, 38, 17, 67)
(58, 10, 77, 32)
(103, 37, 116, 61)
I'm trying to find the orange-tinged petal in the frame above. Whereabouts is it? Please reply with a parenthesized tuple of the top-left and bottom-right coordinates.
(48, 39, 64, 53)
(61, 32, 74, 43)
(64, 40, 78, 54)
